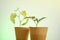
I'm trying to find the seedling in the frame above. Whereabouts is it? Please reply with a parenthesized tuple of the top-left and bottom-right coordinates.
(25, 16, 46, 27)
(10, 8, 29, 27)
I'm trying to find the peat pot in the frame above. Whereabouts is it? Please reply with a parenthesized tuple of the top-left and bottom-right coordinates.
(15, 27, 29, 40)
(30, 27, 48, 40)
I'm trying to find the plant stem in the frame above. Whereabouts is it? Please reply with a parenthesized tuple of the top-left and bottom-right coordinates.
(18, 16, 21, 27)
(18, 10, 22, 27)
(36, 24, 37, 27)
(36, 23, 38, 27)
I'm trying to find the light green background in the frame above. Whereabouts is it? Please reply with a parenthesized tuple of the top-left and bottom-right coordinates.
(0, 0, 60, 40)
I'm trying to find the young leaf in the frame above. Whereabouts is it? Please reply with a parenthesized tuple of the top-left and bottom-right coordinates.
(11, 18, 15, 24)
(10, 13, 17, 24)
(31, 16, 35, 19)
(22, 19, 29, 25)
(22, 10, 27, 17)
(39, 17, 46, 22)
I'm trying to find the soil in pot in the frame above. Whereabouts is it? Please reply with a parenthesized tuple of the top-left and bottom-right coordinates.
(30, 27, 48, 40)
(15, 27, 29, 40)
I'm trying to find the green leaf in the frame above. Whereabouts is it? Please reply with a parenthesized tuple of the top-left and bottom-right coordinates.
(24, 16, 35, 19)
(11, 18, 15, 24)
(10, 13, 17, 24)
(31, 16, 35, 19)
(22, 10, 27, 17)
(22, 19, 29, 25)
(38, 17, 46, 22)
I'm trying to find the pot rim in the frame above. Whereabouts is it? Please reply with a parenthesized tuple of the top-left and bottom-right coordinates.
(29, 26, 48, 28)
(29, 27, 48, 29)
(14, 27, 29, 29)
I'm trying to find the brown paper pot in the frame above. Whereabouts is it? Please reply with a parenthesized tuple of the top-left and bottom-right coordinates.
(15, 27, 29, 40)
(30, 27, 48, 40)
